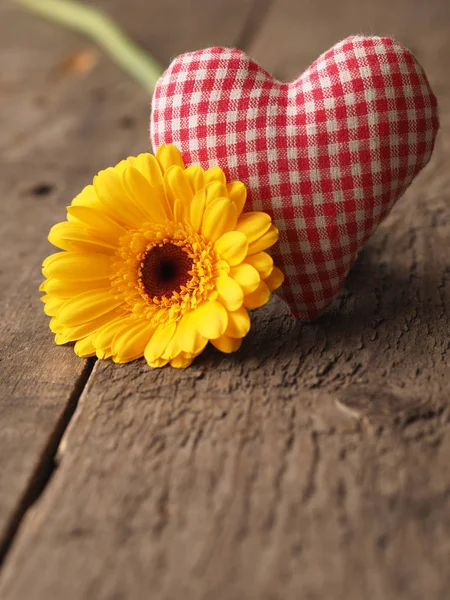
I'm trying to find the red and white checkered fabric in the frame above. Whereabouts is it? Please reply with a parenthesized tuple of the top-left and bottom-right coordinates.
(151, 36, 438, 320)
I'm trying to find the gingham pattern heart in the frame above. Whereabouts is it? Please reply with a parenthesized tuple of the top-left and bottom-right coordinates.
(151, 36, 438, 320)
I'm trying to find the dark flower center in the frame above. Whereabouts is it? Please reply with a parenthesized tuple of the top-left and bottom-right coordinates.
(140, 243, 193, 299)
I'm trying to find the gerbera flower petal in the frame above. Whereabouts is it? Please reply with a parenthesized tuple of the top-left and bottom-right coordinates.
(225, 306, 251, 338)
(152, 183, 174, 220)
(264, 266, 285, 291)
(173, 199, 183, 223)
(211, 335, 242, 354)
(161, 332, 183, 360)
(43, 277, 110, 299)
(93, 168, 142, 227)
(185, 165, 206, 193)
(205, 181, 228, 205)
(247, 225, 279, 255)
(42, 253, 112, 281)
(49, 317, 64, 334)
(94, 168, 146, 228)
(243, 281, 271, 309)
(226, 181, 247, 216)
(74, 336, 96, 357)
(244, 251, 274, 280)
(235, 212, 272, 243)
(57, 289, 123, 327)
(164, 165, 194, 209)
(54, 332, 68, 345)
(67, 205, 126, 242)
(144, 321, 177, 364)
(176, 312, 208, 355)
(230, 263, 260, 294)
(132, 153, 163, 187)
(156, 144, 185, 172)
(192, 301, 228, 339)
(112, 319, 156, 363)
(54, 309, 123, 343)
(189, 188, 207, 233)
(74, 337, 96, 357)
(122, 166, 169, 223)
(94, 316, 129, 359)
(215, 276, 244, 311)
(114, 157, 134, 174)
(48, 222, 117, 254)
(214, 231, 248, 267)
(205, 166, 226, 187)
(42, 147, 284, 368)
(202, 197, 237, 243)
(170, 353, 196, 369)
(43, 296, 67, 317)
(148, 357, 170, 368)
(71, 184, 100, 209)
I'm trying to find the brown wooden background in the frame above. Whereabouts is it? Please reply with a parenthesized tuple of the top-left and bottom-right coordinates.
(0, 0, 449, 598)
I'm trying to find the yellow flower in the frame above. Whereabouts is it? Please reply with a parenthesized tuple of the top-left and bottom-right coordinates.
(41, 145, 284, 368)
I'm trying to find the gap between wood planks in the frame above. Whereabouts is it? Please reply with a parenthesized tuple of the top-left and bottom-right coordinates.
(0, 0, 271, 570)
(0, 358, 95, 567)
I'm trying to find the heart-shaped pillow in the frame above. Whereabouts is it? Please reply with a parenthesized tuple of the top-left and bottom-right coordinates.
(151, 36, 438, 320)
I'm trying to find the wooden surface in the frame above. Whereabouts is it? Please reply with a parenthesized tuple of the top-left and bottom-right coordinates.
(0, 0, 449, 598)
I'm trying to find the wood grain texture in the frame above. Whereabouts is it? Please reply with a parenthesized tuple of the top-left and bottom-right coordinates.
(0, 0, 254, 567)
(1, 0, 449, 598)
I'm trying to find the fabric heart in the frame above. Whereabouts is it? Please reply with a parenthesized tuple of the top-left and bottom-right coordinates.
(151, 36, 438, 320)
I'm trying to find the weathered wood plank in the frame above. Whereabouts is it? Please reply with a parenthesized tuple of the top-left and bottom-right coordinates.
(0, 0, 255, 566)
(250, 0, 450, 85)
(1, 0, 449, 598)
(93, 0, 256, 62)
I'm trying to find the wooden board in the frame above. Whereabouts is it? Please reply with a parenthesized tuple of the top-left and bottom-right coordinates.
(0, 0, 449, 598)
(0, 0, 254, 567)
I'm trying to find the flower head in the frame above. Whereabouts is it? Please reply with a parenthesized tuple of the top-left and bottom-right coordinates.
(41, 145, 284, 368)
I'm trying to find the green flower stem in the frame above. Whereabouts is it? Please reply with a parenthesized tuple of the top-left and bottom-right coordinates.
(14, 0, 164, 93)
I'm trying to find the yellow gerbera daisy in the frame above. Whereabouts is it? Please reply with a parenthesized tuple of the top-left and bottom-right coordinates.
(41, 144, 284, 368)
